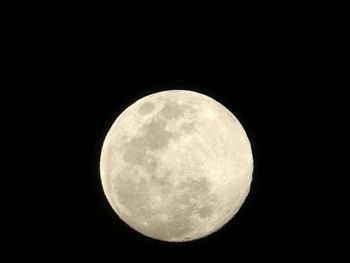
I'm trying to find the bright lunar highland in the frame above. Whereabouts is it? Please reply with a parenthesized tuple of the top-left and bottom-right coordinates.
(100, 90, 253, 242)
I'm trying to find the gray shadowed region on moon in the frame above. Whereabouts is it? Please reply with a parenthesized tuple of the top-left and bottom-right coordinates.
(100, 90, 253, 242)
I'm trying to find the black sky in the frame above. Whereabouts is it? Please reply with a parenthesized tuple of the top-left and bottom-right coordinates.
(11, 20, 333, 260)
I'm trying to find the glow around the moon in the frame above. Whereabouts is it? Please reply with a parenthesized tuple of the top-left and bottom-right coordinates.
(100, 90, 253, 242)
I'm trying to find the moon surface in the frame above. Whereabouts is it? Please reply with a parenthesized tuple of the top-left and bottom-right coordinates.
(100, 90, 253, 242)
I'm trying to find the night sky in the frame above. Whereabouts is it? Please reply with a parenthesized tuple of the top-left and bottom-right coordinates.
(12, 23, 330, 260)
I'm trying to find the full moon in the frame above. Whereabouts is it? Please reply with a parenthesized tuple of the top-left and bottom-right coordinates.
(100, 90, 253, 242)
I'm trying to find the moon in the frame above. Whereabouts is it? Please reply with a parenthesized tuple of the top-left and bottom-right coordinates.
(100, 90, 253, 242)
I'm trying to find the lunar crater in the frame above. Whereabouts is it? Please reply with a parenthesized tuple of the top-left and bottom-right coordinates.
(159, 101, 186, 119)
(138, 101, 155, 115)
(113, 162, 217, 240)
